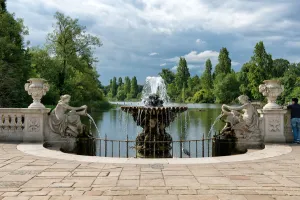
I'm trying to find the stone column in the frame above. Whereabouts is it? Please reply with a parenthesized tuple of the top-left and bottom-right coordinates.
(258, 80, 287, 143)
(258, 109, 287, 143)
(23, 108, 50, 142)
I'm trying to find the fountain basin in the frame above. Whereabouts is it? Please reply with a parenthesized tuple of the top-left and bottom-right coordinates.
(121, 106, 188, 158)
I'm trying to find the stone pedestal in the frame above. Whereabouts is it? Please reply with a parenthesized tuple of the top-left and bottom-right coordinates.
(258, 109, 287, 143)
(23, 108, 50, 142)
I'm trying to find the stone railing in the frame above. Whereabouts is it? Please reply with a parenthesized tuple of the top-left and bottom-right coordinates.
(0, 108, 50, 142)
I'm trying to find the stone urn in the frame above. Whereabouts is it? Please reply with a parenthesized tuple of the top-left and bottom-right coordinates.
(259, 80, 284, 110)
(25, 78, 49, 108)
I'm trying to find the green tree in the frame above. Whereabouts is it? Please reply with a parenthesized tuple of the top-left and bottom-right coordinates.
(30, 12, 108, 109)
(116, 85, 126, 101)
(30, 47, 60, 105)
(166, 83, 179, 102)
(110, 77, 117, 97)
(159, 68, 175, 85)
(214, 47, 231, 77)
(214, 73, 239, 103)
(272, 59, 289, 78)
(124, 76, 131, 94)
(279, 62, 300, 104)
(0, 0, 6, 12)
(192, 89, 214, 103)
(118, 77, 123, 87)
(0, 0, 32, 107)
(247, 41, 273, 99)
(175, 57, 190, 90)
(129, 76, 138, 98)
(201, 59, 213, 90)
(238, 63, 252, 98)
(47, 12, 102, 95)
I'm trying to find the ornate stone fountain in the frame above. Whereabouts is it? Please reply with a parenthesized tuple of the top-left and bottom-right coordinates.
(121, 77, 188, 158)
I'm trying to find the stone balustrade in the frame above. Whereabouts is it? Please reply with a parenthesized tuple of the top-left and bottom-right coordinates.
(0, 108, 50, 142)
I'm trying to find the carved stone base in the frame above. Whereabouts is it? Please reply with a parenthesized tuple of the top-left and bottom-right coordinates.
(28, 102, 46, 109)
(136, 131, 172, 158)
(258, 109, 287, 143)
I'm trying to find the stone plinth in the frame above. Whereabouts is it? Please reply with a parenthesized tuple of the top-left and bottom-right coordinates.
(258, 109, 287, 143)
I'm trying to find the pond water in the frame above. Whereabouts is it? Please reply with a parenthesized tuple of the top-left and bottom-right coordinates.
(83, 102, 225, 158)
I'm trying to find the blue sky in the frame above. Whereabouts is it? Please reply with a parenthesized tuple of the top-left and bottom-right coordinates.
(7, 0, 300, 85)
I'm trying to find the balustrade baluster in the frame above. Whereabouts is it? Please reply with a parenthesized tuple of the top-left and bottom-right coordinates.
(16, 114, 23, 131)
(3, 114, 10, 131)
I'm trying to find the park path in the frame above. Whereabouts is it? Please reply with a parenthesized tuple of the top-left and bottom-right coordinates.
(0, 143, 300, 200)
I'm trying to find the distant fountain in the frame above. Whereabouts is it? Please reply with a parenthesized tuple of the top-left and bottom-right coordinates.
(141, 76, 170, 106)
(121, 76, 187, 158)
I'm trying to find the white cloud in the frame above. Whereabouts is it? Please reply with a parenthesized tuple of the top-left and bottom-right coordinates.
(171, 66, 177, 71)
(166, 50, 219, 63)
(231, 61, 240, 66)
(160, 63, 166, 66)
(10, 0, 298, 35)
(284, 41, 300, 48)
(149, 52, 159, 56)
(196, 39, 205, 44)
(6, 0, 300, 84)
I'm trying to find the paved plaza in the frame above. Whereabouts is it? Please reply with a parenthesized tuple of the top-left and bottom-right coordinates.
(0, 143, 300, 200)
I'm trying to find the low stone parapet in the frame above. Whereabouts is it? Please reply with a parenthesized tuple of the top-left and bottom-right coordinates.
(0, 108, 50, 142)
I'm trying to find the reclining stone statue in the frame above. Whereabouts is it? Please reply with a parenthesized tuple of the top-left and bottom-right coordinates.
(49, 94, 87, 137)
(220, 95, 263, 152)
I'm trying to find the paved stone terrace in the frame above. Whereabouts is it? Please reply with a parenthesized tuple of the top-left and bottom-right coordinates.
(0, 143, 300, 200)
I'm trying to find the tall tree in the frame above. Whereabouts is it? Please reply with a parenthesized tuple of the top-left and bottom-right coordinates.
(130, 76, 138, 98)
(214, 73, 239, 103)
(47, 12, 102, 95)
(159, 68, 175, 85)
(0, 0, 32, 107)
(175, 57, 190, 90)
(201, 59, 213, 89)
(124, 76, 131, 94)
(238, 63, 252, 98)
(272, 58, 289, 78)
(214, 47, 231, 77)
(118, 77, 123, 87)
(0, 0, 6, 12)
(110, 77, 117, 97)
(247, 41, 273, 99)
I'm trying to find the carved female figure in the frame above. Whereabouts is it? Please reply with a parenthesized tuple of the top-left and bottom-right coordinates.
(221, 95, 260, 137)
(49, 95, 87, 137)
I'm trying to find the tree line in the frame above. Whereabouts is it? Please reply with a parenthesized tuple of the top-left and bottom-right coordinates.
(0, 0, 109, 109)
(157, 42, 300, 104)
(104, 41, 300, 104)
(104, 76, 143, 101)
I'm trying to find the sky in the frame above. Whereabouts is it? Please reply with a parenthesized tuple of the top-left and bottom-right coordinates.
(7, 0, 300, 85)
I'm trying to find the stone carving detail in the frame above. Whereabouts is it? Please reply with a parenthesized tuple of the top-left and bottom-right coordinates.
(259, 80, 284, 109)
(220, 95, 263, 152)
(269, 117, 280, 132)
(27, 118, 40, 132)
(48, 94, 87, 137)
(25, 78, 49, 108)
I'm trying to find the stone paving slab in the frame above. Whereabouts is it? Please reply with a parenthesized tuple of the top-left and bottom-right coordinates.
(0, 143, 298, 199)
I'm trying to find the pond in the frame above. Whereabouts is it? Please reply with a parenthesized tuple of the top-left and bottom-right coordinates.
(82, 102, 225, 158)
